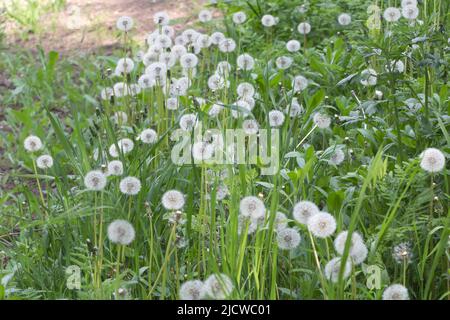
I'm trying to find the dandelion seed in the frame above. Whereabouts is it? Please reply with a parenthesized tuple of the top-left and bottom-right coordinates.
(36, 155, 54, 169)
(277, 228, 301, 250)
(24, 135, 43, 152)
(313, 113, 331, 129)
(307, 212, 337, 238)
(420, 148, 446, 173)
(383, 7, 401, 22)
(382, 284, 410, 300)
(297, 22, 311, 34)
(162, 190, 185, 210)
(119, 176, 141, 195)
(293, 201, 319, 224)
(204, 274, 234, 300)
(198, 9, 213, 22)
(324, 257, 352, 283)
(268, 110, 285, 127)
(153, 11, 170, 25)
(261, 15, 277, 27)
(338, 13, 352, 26)
(116, 16, 133, 32)
(84, 170, 107, 191)
(392, 242, 413, 264)
(286, 40, 301, 52)
(292, 75, 308, 92)
(242, 119, 259, 135)
(107, 160, 123, 176)
(107, 219, 135, 245)
(179, 280, 204, 300)
(329, 149, 345, 165)
(237, 54, 255, 71)
(240, 196, 266, 220)
(139, 129, 158, 144)
(275, 56, 293, 70)
(232, 11, 247, 24)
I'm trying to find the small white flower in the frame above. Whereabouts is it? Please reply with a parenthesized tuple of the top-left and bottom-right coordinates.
(324, 257, 352, 283)
(268, 110, 285, 127)
(293, 201, 319, 224)
(84, 170, 107, 191)
(24, 135, 43, 152)
(297, 22, 311, 34)
(383, 7, 401, 22)
(307, 212, 337, 238)
(179, 280, 205, 300)
(286, 40, 301, 52)
(338, 13, 352, 26)
(240, 196, 266, 220)
(155, 35, 172, 48)
(116, 16, 133, 31)
(275, 56, 293, 70)
(171, 45, 187, 60)
(140, 129, 158, 144)
(107, 160, 123, 176)
(420, 148, 446, 173)
(181, 29, 199, 44)
(292, 75, 308, 92)
(153, 11, 170, 25)
(107, 219, 135, 245)
(382, 284, 410, 300)
(243, 119, 259, 135)
(218, 38, 236, 53)
(216, 61, 232, 76)
(261, 14, 277, 27)
(198, 9, 213, 22)
(196, 34, 212, 48)
(232, 11, 247, 24)
(36, 155, 53, 169)
(313, 113, 331, 129)
(277, 228, 301, 250)
(119, 176, 141, 195)
(162, 190, 185, 210)
(204, 274, 234, 299)
(237, 54, 255, 71)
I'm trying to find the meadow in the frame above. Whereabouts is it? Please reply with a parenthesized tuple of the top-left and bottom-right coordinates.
(0, 0, 449, 300)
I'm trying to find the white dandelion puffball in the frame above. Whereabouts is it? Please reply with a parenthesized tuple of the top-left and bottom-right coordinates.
(116, 58, 134, 74)
(155, 35, 172, 49)
(286, 40, 301, 52)
(401, 0, 417, 7)
(333, 231, 364, 255)
(324, 257, 352, 283)
(36, 155, 54, 169)
(119, 176, 141, 195)
(243, 119, 259, 135)
(275, 56, 293, 70)
(192, 142, 214, 161)
(261, 14, 277, 27)
(292, 75, 308, 92)
(215, 184, 229, 201)
(393, 242, 413, 264)
(210, 32, 225, 45)
(308, 212, 337, 238)
(313, 113, 331, 129)
(402, 5, 419, 20)
(420, 148, 446, 173)
(107, 160, 123, 176)
(360, 68, 378, 86)
(268, 110, 285, 127)
(116, 16, 133, 31)
(204, 274, 234, 300)
(286, 98, 304, 117)
(209, 102, 224, 117)
(179, 280, 204, 300)
(179, 113, 198, 131)
(166, 97, 179, 110)
(107, 220, 135, 245)
(293, 200, 319, 224)
(218, 38, 236, 53)
(240, 196, 266, 220)
(138, 74, 155, 89)
(208, 74, 227, 90)
(198, 9, 213, 22)
(101, 87, 113, 100)
(118, 138, 134, 154)
(297, 22, 311, 34)
(338, 13, 352, 26)
(171, 44, 187, 59)
(273, 212, 289, 231)
(153, 11, 170, 25)
(329, 149, 345, 165)
(237, 54, 255, 71)
(196, 34, 212, 48)
(277, 228, 301, 250)
(140, 129, 158, 144)
(180, 53, 199, 69)
(233, 11, 247, 24)
(237, 82, 255, 98)
(383, 7, 401, 22)
(216, 61, 232, 76)
(24, 135, 43, 152)
(84, 170, 107, 191)
(382, 284, 410, 300)
(350, 242, 368, 265)
(162, 189, 185, 210)
(388, 60, 405, 73)
(238, 214, 259, 235)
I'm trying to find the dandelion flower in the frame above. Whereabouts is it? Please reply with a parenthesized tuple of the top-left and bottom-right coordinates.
(215, 184, 229, 200)
(338, 13, 352, 26)
(204, 274, 234, 300)
(402, 5, 419, 20)
(36, 155, 53, 169)
(196, 34, 212, 48)
(171, 44, 187, 60)
(286, 98, 304, 117)
(292, 75, 308, 92)
(198, 9, 213, 22)
(238, 214, 259, 235)
(324, 257, 352, 283)
(107, 219, 135, 245)
(350, 242, 368, 265)
(273, 212, 289, 231)
(208, 74, 227, 90)
(180, 53, 198, 69)
(240, 196, 266, 220)
(333, 231, 364, 255)
(401, 0, 417, 7)
(192, 142, 214, 161)
(84, 170, 107, 191)
(277, 228, 301, 250)
(313, 113, 331, 129)
(179, 280, 204, 300)
(392, 242, 413, 264)
(307, 212, 337, 238)
(237, 54, 255, 71)
(107, 160, 123, 176)
(243, 119, 259, 135)
(140, 129, 158, 144)
(383, 7, 401, 22)
(179, 113, 198, 131)
(101, 87, 114, 100)
(382, 284, 410, 300)
(268, 110, 285, 127)
(420, 148, 445, 173)
(117, 138, 134, 155)
(261, 15, 277, 27)
(119, 176, 141, 195)
(297, 22, 311, 34)
(162, 190, 185, 210)
(329, 149, 345, 165)
(138, 74, 155, 89)
(232, 11, 247, 24)
(237, 82, 255, 98)
(24, 135, 43, 152)
(275, 56, 293, 70)
(116, 16, 133, 31)
(360, 68, 378, 86)
(286, 40, 301, 52)
(210, 32, 225, 45)
(293, 201, 319, 224)
(153, 11, 170, 25)
(116, 58, 134, 74)
(218, 38, 236, 53)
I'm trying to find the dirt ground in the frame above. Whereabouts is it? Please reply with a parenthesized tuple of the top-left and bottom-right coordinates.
(4, 0, 206, 54)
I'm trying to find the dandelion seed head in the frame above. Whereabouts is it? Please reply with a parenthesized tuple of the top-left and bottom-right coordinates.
(179, 113, 198, 131)
(297, 22, 311, 34)
(238, 214, 259, 235)
(242, 119, 259, 135)
(292, 75, 308, 92)
(198, 9, 213, 22)
(179, 280, 204, 300)
(107, 219, 135, 245)
(338, 13, 352, 26)
(240, 196, 266, 220)
(420, 148, 445, 173)
(307, 212, 337, 238)
(210, 32, 225, 45)
(392, 242, 413, 264)
(333, 231, 364, 255)
(162, 189, 185, 210)
(101, 87, 114, 100)
(204, 274, 234, 300)
(277, 228, 301, 250)
(382, 284, 410, 300)
(237, 54, 255, 71)
(275, 56, 293, 70)
(237, 82, 255, 98)
(36, 155, 54, 169)
(24, 135, 43, 152)
(293, 201, 319, 224)
(360, 68, 378, 86)
(140, 129, 158, 144)
(261, 14, 277, 27)
(119, 176, 141, 195)
(180, 53, 199, 69)
(286, 40, 301, 52)
(401, 0, 417, 7)
(84, 170, 107, 191)
(107, 160, 123, 176)
(218, 38, 236, 53)
(329, 149, 345, 165)
(192, 142, 214, 161)
(153, 11, 170, 25)
(116, 16, 133, 32)
(232, 11, 247, 24)
(383, 7, 401, 22)
(116, 58, 134, 74)
(350, 241, 368, 265)
(268, 110, 285, 127)
(324, 257, 352, 283)
(313, 113, 331, 129)
(402, 5, 419, 20)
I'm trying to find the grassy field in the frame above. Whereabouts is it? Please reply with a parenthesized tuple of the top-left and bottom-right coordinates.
(0, 0, 449, 300)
